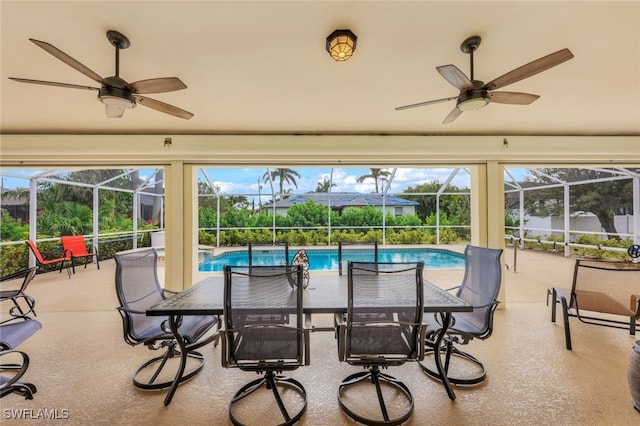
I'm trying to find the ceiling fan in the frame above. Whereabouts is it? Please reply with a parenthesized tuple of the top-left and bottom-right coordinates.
(395, 35, 574, 124)
(9, 30, 193, 119)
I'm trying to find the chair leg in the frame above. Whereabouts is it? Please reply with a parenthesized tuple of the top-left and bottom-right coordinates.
(338, 366, 414, 426)
(421, 341, 488, 386)
(229, 371, 307, 426)
(132, 345, 205, 391)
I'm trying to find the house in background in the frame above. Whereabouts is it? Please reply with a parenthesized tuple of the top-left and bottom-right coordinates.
(261, 192, 418, 217)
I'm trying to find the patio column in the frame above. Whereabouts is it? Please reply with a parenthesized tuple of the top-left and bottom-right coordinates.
(471, 162, 506, 305)
(164, 161, 188, 291)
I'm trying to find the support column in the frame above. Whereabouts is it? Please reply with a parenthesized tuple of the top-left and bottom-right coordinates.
(471, 162, 506, 305)
(164, 161, 184, 291)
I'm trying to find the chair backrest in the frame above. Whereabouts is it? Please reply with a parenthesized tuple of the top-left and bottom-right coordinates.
(25, 240, 46, 264)
(338, 241, 378, 275)
(61, 235, 90, 256)
(571, 259, 640, 316)
(222, 265, 304, 371)
(0, 267, 37, 293)
(114, 249, 166, 345)
(455, 245, 503, 338)
(345, 261, 424, 365)
(247, 242, 289, 268)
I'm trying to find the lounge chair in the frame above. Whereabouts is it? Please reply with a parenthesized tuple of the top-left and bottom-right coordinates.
(25, 240, 71, 277)
(61, 235, 99, 273)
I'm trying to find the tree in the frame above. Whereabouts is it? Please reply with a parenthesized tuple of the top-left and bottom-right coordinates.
(356, 168, 391, 193)
(315, 177, 336, 193)
(521, 168, 635, 239)
(262, 168, 301, 199)
(401, 181, 470, 223)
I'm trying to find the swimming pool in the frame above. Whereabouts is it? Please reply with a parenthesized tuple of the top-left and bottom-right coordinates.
(198, 247, 465, 272)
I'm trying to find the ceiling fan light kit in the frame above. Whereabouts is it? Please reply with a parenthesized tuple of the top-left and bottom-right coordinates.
(9, 30, 194, 120)
(326, 29, 357, 61)
(395, 35, 574, 124)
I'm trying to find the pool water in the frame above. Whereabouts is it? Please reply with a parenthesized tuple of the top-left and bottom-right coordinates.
(198, 247, 464, 272)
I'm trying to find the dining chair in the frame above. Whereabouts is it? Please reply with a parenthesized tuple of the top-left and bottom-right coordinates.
(1, 292, 42, 400)
(221, 264, 309, 426)
(335, 261, 426, 425)
(61, 235, 99, 273)
(337, 241, 378, 275)
(421, 245, 503, 385)
(114, 248, 219, 391)
(25, 240, 71, 277)
(0, 267, 38, 316)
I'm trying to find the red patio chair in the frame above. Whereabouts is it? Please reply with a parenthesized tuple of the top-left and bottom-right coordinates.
(61, 236, 99, 273)
(25, 240, 71, 278)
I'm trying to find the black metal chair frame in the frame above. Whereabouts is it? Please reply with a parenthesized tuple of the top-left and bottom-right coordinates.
(336, 261, 426, 426)
(221, 264, 309, 426)
(115, 248, 219, 391)
(421, 245, 503, 386)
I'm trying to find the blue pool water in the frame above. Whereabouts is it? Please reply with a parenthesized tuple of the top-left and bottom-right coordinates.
(198, 247, 464, 272)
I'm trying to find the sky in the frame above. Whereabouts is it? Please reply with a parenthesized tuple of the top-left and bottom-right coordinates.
(0, 166, 531, 194)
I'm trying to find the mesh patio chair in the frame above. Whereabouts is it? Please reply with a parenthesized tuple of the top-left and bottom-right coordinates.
(335, 261, 426, 426)
(25, 240, 71, 277)
(1, 293, 42, 400)
(61, 235, 99, 273)
(337, 241, 378, 275)
(1, 267, 38, 317)
(421, 245, 503, 386)
(247, 242, 289, 269)
(115, 248, 219, 391)
(221, 265, 309, 426)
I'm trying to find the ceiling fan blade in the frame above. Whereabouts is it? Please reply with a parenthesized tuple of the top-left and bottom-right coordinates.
(128, 77, 187, 94)
(29, 39, 104, 84)
(395, 96, 457, 111)
(442, 107, 463, 124)
(489, 91, 540, 105)
(134, 95, 194, 120)
(436, 65, 473, 91)
(484, 48, 574, 91)
(9, 77, 99, 91)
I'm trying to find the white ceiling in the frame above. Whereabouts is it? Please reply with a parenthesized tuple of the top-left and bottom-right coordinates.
(1, 1, 639, 136)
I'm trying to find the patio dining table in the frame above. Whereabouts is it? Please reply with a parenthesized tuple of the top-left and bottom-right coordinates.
(147, 273, 472, 406)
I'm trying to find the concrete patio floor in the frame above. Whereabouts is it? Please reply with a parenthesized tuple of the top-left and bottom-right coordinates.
(2, 245, 638, 425)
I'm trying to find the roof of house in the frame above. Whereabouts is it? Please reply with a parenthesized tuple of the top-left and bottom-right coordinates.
(263, 192, 418, 209)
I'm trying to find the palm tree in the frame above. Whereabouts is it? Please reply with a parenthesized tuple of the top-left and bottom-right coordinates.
(315, 177, 336, 193)
(356, 168, 391, 193)
(262, 168, 301, 199)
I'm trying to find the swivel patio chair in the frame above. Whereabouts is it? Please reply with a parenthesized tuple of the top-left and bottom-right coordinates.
(247, 242, 289, 269)
(61, 235, 99, 273)
(335, 261, 426, 426)
(421, 245, 503, 386)
(221, 265, 309, 426)
(115, 248, 219, 391)
(337, 241, 378, 275)
(1, 293, 42, 400)
(25, 240, 71, 277)
(1, 267, 38, 316)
